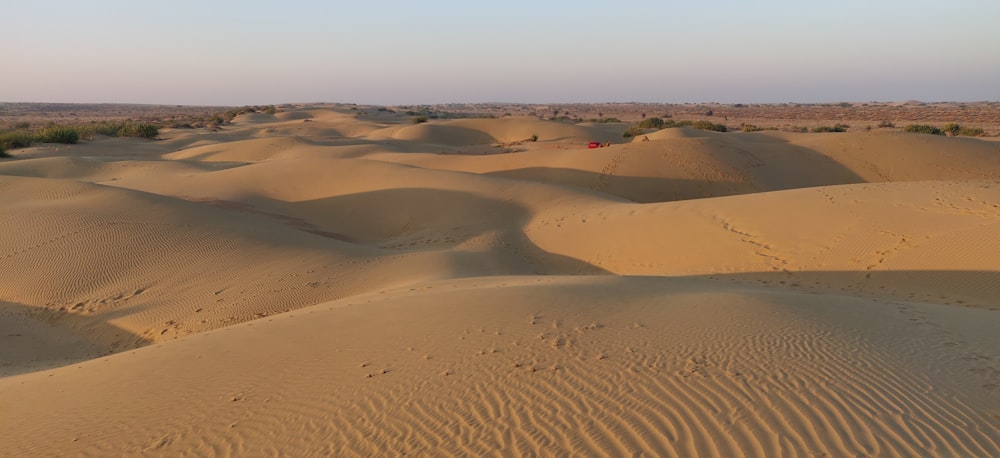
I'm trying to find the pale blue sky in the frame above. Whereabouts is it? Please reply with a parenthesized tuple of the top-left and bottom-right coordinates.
(3, 0, 998, 105)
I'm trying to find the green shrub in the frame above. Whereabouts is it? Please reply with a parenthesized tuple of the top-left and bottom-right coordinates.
(638, 117, 665, 129)
(623, 125, 645, 137)
(0, 130, 35, 149)
(691, 120, 727, 132)
(812, 124, 848, 133)
(412, 116, 428, 124)
(95, 122, 125, 136)
(120, 123, 159, 138)
(79, 121, 159, 139)
(903, 124, 943, 135)
(959, 126, 984, 137)
(742, 124, 776, 132)
(0, 145, 8, 158)
(941, 123, 985, 137)
(37, 126, 79, 144)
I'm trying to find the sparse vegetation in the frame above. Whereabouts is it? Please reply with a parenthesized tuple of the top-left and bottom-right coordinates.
(625, 118, 727, 135)
(412, 116, 428, 124)
(0, 130, 35, 150)
(943, 123, 984, 137)
(638, 117, 665, 129)
(959, 126, 985, 137)
(0, 120, 161, 150)
(691, 120, 727, 132)
(904, 124, 944, 135)
(877, 120, 895, 128)
(36, 126, 80, 144)
(812, 124, 849, 133)
(120, 123, 159, 139)
(0, 145, 8, 158)
(742, 124, 777, 132)
(623, 126, 645, 137)
(77, 121, 160, 139)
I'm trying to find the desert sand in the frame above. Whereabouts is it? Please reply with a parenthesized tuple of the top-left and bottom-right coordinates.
(1, 104, 998, 456)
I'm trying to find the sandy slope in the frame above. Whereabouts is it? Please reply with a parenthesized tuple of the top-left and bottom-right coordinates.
(1, 105, 998, 456)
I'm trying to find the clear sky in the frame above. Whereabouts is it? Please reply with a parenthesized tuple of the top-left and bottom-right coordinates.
(3, 0, 998, 106)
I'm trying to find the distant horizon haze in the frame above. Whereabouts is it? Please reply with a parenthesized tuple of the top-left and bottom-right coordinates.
(3, 0, 998, 106)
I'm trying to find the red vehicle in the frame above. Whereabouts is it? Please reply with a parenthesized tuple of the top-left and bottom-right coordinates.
(588, 141, 601, 149)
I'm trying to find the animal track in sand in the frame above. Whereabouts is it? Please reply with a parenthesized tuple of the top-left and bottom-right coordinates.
(593, 148, 626, 192)
(717, 217, 790, 267)
(863, 230, 916, 278)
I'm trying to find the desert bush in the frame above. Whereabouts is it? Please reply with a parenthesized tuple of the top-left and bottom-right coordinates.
(903, 124, 943, 135)
(168, 120, 194, 129)
(877, 120, 895, 128)
(959, 126, 984, 136)
(120, 123, 159, 138)
(623, 125, 645, 137)
(14, 121, 30, 129)
(691, 120, 727, 132)
(638, 117, 665, 129)
(0, 130, 35, 149)
(741, 124, 777, 132)
(656, 119, 714, 130)
(0, 145, 8, 158)
(205, 116, 226, 128)
(96, 122, 125, 136)
(812, 124, 848, 133)
(81, 121, 159, 139)
(530, 134, 538, 142)
(412, 116, 428, 124)
(941, 123, 985, 137)
(656, 119, 688, 128)
(36, 126, 79, 144)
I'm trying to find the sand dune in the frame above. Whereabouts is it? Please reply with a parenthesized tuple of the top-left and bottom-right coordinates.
(2, 106, 998, 456)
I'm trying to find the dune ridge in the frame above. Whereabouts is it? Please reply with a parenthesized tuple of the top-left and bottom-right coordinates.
(1, 104, 998, 456)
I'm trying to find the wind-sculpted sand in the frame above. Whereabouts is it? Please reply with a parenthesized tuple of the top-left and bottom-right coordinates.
(2, 104, 998, 456)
